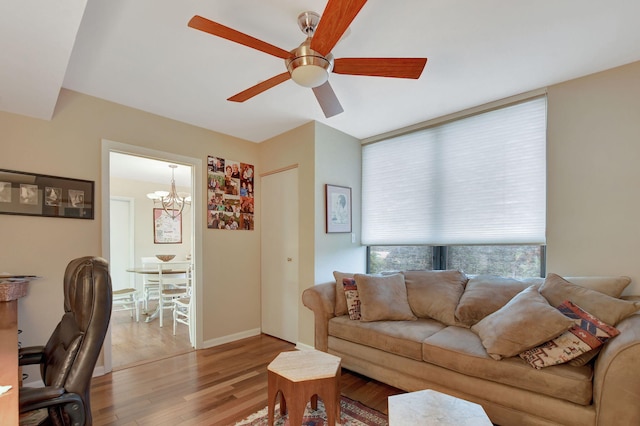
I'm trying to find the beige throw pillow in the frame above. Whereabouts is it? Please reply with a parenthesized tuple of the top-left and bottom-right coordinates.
(471, 286, 574, 360)
(563, 276, 631, 298)
(540, 273, 640, 326)
(355, 273, 417, 322)
(455, 276, 541, 327)
(403, 270, 468, 326)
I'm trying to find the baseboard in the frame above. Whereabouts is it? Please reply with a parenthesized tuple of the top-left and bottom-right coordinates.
(295, 342, 315, 351)
(202, 328, 261, 348)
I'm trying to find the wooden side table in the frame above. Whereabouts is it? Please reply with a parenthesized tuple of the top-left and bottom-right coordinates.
(388, 389, 492, 425)
(267, 350, 341, 426)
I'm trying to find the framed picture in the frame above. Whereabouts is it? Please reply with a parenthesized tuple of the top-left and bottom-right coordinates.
(0, 168, 94, 219)
(326, 184, 352, 233)
(153, 208, 183, 244)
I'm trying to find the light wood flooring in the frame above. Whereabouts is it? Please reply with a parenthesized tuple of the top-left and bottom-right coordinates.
(91, 333, 404, 425)
(110, 302, 193, 370)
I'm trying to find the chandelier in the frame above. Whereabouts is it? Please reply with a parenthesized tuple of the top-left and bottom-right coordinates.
(146, 164, 191, 219)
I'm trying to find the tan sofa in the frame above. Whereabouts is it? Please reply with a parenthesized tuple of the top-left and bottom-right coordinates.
(302, 271, 640, 426)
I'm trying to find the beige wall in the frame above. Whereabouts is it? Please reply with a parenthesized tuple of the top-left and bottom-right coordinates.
(258, 123, 316, 347)
(3, 58, 640, 373)
(309, 123, 365, 346)
(258, 121, 364, 348)
(0, 89, 260, 374)
(547, 60, 640, 295)
(313, 122, 366, 282)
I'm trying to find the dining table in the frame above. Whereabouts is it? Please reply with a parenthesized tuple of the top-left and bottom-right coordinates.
(126, 266, 188, 323)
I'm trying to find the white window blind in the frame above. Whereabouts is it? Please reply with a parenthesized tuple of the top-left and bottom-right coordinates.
(362, 96, 546, 246)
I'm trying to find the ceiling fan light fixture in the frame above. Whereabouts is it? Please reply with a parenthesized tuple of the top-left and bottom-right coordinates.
(286, 41, 334, 88)
(290, 63, 329, 88)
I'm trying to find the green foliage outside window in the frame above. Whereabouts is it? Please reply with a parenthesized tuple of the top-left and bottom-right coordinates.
(369, 245, 543, 278)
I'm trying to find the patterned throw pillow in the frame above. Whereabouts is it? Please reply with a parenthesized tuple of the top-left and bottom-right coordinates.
(343, 278, 361, 320)
(520, 300, 620, 369)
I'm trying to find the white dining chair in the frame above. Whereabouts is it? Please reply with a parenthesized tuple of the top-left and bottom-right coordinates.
(112, 287, 140, 322)
(157, 261, 191, 327)
(173, 295, 191, 335)
(141, 256, 161, 311)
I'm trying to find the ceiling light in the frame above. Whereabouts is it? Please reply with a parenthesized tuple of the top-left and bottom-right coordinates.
(286, 39, 333, 88)
(146, 164, 191, 219)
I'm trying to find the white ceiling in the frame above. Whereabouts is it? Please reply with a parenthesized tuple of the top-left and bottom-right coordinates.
(3, 1, 640, 143)
(110, 152, 192, 187)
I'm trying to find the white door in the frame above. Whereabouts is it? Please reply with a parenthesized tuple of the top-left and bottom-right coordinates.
(109, 197, 134, 292)
(261, 168, 299, 343)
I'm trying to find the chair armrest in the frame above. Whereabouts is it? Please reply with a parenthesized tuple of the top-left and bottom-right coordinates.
(302, 282, 336, 352)
(20, 387, 85, 425)
(593, 313, 640, 425)
(18, 345, 45, 366)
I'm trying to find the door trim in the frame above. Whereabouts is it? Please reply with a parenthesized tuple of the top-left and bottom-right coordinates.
(101, 139, 204, 373)
(109, 196, 135, 290)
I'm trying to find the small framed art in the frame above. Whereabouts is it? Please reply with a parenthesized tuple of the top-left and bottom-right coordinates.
(153, 208, 182, 244)
(325, 184, 352, 233)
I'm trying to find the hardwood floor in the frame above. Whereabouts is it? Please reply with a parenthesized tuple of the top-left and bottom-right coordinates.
(111, 302, 193, 370)
(91, 334, 403, 425)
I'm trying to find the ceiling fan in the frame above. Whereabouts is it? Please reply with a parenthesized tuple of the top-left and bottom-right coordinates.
(188, 0, 428, 118)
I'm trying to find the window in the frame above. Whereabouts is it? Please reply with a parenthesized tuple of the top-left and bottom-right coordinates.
(368, 245, 545, 278)
(363, 96, 547, 276)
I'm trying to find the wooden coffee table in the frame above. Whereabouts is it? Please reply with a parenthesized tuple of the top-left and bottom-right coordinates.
(388, 389, 492, 425)
(267, 350, 341, 425)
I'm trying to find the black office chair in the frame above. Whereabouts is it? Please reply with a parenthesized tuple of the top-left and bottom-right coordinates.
(19, 256, 112, 426)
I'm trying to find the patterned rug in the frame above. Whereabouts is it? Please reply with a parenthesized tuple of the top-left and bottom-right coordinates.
(234, 396, 388, 426)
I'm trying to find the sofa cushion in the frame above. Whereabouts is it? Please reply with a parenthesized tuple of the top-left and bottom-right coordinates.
(355, 273, 417, 322)
(422, 326, 594, 405)
(563, 275, 631, 298)
(342, 277, 361, 320)
(403, 270, 468, 326)
(471, 285, 574, 360)
(333, 271, 355, 316)
(519, 300, 620, 369)
(455, 275, 542, 327)
(329, 316, 445, 361)
(540, 273, 640, 325)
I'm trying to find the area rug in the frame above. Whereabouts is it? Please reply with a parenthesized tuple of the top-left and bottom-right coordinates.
(235, 396, 388, 426)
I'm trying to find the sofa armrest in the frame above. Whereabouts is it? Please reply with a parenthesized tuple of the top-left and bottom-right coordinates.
(302, 282, 336, 352)
(593, 313, 640, 425)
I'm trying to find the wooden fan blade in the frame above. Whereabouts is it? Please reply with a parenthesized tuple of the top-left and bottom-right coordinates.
(311, 0, 367, 56)
(228, 72, 291, 103)
(312, 81, 344, 118)
(333, 58, 428, 79)
(189, 15, 291, 59)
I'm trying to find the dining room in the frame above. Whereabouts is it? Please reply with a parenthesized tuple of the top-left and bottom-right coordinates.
(108, 151, 196, 370)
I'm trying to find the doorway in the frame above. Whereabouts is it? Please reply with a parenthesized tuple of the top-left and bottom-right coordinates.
(101, 140, 203, 372)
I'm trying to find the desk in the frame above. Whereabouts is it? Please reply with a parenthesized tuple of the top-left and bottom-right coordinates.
(126, 267, 188, 323)
(0, 278, 34, 426)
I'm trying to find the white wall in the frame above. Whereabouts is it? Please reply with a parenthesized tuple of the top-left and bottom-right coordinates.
(110, 177, 192, 262)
